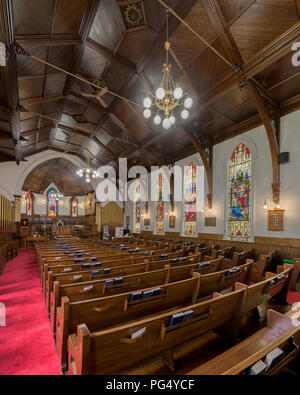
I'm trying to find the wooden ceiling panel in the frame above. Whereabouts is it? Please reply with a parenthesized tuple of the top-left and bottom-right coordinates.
(53, 0, 86, 34)
(210, 86, 251, 114)
(270, 74, 300, 102)
(48, 45, 75, 70)
(187, 41, 232, 95)
(143, 0, 180, 33)
(13, 0, 53, 35)
(18, 78, 44, 100)
(225, 101, 258, 123)
(21, 117, 39, 132)
(103, 60, 133, 101)
(170, 1, 217, 70)
(44, 73, 67, 96)
(89, 0, 126, 51)
(17, 46, 48, 76)
(202, 115, 235, 135)
(117, 27, 158, 65)
(40, 101, 60, 115)
(20, 104, 41, 121)
(77, 46, 109, 79)
(230, 0, 299, 61)
(217, 0, 254, 25)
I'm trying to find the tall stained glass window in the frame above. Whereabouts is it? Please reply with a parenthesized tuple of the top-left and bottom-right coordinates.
(184, 163, 197, 237)
(134, 183, 141, 233)
(227, 144, 251, 241)
(156, 173, 164, 235)
(48, 190, 57, 217)
(71, 199, 78, 217)
(26, 194, 33, 216)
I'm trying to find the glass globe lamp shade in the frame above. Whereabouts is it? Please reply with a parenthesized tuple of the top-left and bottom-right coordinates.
(184, 97, 193, 109)
(169, 115, 176, 125)
(162, 118, 171, 130)
(143, 109, 151, 119)
(143, 97, 152, 108)
(174, 87, 183, 99)
(156, 87, 165, 100)
(181, 109, 189, 120)
(154, 115, 162, 125)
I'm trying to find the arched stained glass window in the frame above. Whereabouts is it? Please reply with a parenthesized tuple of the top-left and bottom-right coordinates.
(184, 163, 197, 237)
(134, 182, 141, 234)
(26, 194, 33, 216)
(156, 173, 164, 235)
(227, 144, 252, 241)
(48, 190, 57, 217)
(71, 199, 78, 217)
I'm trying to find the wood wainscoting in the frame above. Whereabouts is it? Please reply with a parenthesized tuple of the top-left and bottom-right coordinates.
(140, 231, 300, 259)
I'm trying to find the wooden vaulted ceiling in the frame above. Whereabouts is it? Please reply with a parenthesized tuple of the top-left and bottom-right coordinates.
(0, 0, 300, 175)
(22, 158, 94, 195)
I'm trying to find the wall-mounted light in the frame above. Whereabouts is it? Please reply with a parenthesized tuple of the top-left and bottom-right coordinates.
(276, 203, 281, 210)
(263, 200, 268, 211)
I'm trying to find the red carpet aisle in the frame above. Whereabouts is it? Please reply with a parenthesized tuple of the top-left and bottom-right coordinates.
(0, 250, 62, 375)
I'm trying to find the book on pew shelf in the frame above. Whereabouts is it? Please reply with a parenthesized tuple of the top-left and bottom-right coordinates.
(83, 264, 91, 269)
(104, 268, 111, 275)
(90, 257, 97, 262)
(83, 285, 93, 292)
(265, 348, 285, 370)
(169, 312, 184, 326)
(94, 263, 101, 268)
(143, 290, 153, 299)
(105, 280, 114, 287)
(130, 292, 143, 302)
(114, 278, 123, 285)
(249, 360, 267, 375)
(55, 257, 62, 260)
(182, 310, 194, 322)
(91, 271, 99, 277)
(152, 288, 161, 296)
(73, 275, 82, 280)
(131, 327, 146, 340)
(64, 268, 72, 272)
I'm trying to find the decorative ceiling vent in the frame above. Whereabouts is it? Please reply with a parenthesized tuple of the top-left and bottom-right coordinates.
(117, 1, 146, 30)
(72, 114, 89, 124)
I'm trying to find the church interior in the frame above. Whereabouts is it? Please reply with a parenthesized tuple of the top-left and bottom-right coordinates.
(1, 0, 300, 377)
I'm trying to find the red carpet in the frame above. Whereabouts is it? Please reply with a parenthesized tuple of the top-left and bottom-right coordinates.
(287, 290, 300, 306)
(0, 250, 62, 375)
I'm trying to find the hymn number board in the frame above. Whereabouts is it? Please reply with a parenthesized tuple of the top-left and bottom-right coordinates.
(268, 210, 284, 231)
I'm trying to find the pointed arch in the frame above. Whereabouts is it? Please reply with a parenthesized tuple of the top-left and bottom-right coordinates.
(70, 197, 78, 217)
(227, 143, 252, 241)
(47, 189, 58, 217)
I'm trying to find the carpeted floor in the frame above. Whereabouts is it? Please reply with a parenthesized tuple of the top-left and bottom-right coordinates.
(0, 250, 61, 375)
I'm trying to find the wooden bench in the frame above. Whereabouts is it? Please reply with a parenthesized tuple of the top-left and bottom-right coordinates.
(67, 289, 246, 375)
(186, 307, 300, 375)
(56, 275, 201, 368)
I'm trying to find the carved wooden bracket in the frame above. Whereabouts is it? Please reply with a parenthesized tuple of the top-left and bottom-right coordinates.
(182, 128, 213, 209)
(246, 80, 281, 204)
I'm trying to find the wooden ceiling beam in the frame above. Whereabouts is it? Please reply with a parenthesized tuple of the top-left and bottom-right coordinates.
(20, 94, 65, 106)
(0, 0, 22, 164)
(0, 129, 13, 140)
(18, 72, 63, 81)
(246, 80, 280, 203)
(15, 34, 81, 47)
(86, 38, 137, 72)
(21, 125, 53, 137)
(296, 0, 300, 20)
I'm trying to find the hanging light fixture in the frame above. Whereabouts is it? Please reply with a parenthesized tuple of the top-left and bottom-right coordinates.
(142, 10, 193, 129)
(76, 155, 99, 183)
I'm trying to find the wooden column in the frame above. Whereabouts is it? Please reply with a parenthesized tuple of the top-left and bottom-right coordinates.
(95, 202, 102, 233)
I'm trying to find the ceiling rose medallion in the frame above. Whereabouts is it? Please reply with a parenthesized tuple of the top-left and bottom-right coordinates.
(142, 10, 193, 129)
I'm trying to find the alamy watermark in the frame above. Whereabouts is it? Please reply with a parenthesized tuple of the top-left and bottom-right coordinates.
(292, 42, 300, 67)
(0, 302, 6, 327)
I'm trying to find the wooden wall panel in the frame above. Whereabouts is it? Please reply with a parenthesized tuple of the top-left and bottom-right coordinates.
(102, 202, 123, 227)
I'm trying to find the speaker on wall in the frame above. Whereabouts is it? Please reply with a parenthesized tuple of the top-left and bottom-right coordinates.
(278, 152, 290, 165)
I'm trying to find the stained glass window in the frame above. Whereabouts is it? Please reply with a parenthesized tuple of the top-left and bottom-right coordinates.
(156, 173, 164, 235)
(184, 163, 197, 237)
(71, 199, 78, 217)
(227, 144, 252, 241)
(134, 182, 141, 233)
(48, 190, 57, 217)
(26, 194, 33, 216)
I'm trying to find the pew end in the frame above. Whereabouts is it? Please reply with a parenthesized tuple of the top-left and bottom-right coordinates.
(68, 324, 91, 375)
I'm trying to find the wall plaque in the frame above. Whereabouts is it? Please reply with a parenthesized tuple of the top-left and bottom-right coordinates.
(169, 215, 176, 229)
(268, 210, 284, 231)
(205, 217, 216, 227)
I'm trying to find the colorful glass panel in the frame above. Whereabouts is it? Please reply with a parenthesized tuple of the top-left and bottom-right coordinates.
(227, 144, 251, 241)
(134, 183, 141, 233)
(184, 163, 197, 237)
(156, 173, 164, 235)
(71, 199, 78, 217)
(26, 195, 32, 216)
(48, 190, 57, 217)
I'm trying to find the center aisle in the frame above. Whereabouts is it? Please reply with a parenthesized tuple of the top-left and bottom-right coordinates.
(0, 250, 62, 375)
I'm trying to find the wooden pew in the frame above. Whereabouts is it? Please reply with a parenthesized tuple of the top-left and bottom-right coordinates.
(56, 275, 201, 368)
(277, 258, 300, 291)
(67, 289, 246, 375)
(234, 265, 293, 315)
(187, 307, 300, 375)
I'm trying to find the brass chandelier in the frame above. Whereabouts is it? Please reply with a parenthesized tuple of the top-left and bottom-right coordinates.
(76, 156, 99, 184)
(142, 10, 193, 129)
